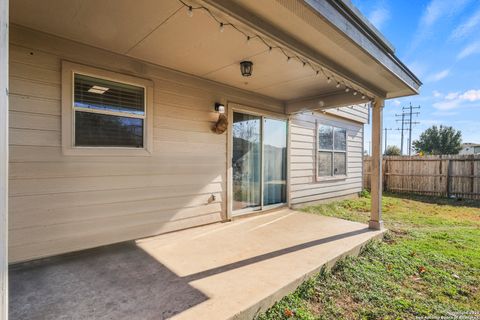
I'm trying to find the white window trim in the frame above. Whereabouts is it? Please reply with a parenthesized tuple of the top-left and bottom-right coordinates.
(61, 61, 154, 156)
(316, 121, 348, 181)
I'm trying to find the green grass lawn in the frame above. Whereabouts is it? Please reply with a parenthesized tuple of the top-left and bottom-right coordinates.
(257, 192, 480, 320)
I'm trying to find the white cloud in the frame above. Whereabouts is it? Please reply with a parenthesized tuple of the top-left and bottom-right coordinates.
(457, 41, 480, 60)
(433, 100, 460, 110)
(410, 0, 471, 49)
(450, 7, 480, 39)
(420, 0, 470, 27)
(433, 89, 480, 110)
(392, 99, 401, 106)
(445, 92, 459, 100)
(425, 69, 450, 82)
(432, 90, 443, 98)
(460, 89, 480, 101)
(368, 7, 390, 30)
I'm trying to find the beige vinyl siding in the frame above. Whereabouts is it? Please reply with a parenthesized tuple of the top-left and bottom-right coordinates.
(8, 25, 283, 263)
(325, 104, 369, 124)
(289, 112, 363, 207)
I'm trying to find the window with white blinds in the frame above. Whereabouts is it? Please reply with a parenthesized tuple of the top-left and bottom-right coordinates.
(73, 73, 145, 148)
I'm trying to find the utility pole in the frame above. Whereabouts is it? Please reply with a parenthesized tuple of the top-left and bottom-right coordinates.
(395, 113, 405, 154)
(384, 128, 395, 153)
(406, 103, 420, 156)
(395, 103, 420, 155)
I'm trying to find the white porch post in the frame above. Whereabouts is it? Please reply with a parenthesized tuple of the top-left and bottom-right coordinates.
(0, 0, 8, 318)
(369, 98, 384, 230)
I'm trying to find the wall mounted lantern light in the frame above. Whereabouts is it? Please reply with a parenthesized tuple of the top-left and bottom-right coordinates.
(214, 102, 225, 114)
(240, 61, 253, 77)
(212, 102, 227, 134)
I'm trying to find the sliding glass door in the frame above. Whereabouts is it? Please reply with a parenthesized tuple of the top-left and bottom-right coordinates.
(232, 112, 287, 214)
(263, 118, 287, 206)
(232, 113, 261, 211)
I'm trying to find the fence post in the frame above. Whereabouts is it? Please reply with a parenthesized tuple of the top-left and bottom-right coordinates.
(446, 159, 451, 198)
(383, 157, 388, 192)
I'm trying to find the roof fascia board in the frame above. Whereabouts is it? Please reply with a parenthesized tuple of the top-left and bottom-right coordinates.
(306, 0, 422, 90)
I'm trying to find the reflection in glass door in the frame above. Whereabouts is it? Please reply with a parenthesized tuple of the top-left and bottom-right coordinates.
(232, 112, 261, 211)
(263, 118, 287, 206)
(232, 112, 287, 214)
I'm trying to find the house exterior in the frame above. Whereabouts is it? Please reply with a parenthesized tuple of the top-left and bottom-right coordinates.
(460, 143, 480, 155)
(0, 0, 421, 317)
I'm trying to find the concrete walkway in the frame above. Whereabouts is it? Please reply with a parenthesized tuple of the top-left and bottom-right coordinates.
(10, 208, 384, 320)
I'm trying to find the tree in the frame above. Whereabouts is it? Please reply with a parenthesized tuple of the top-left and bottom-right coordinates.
(384, 145, 401, 156)
(412, 125, 462, 155)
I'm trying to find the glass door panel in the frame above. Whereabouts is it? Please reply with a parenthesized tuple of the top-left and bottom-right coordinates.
(232, 112, 261, 211)
(263, 118, 287, 206)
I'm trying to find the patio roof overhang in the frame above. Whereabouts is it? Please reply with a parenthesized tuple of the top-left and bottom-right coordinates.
(9, 0, 421, 112)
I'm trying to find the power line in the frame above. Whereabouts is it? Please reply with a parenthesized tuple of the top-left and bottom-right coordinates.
(395, 103, 420, 155)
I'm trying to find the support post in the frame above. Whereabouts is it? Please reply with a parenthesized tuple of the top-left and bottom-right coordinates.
(370, 99, 384, 230)
(0, 0, 8, 318)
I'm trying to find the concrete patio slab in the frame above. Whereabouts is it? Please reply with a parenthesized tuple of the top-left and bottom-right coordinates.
(10, 208, 385, 320)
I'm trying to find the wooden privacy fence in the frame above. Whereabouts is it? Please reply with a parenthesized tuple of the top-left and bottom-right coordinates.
(363, 155, 480, 200)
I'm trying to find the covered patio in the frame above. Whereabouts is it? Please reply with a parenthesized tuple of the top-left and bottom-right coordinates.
(10, 208, 384, 320)
(0, 0, 421, 319)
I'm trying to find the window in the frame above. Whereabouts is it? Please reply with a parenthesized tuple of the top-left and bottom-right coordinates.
(62, 61, 153, 156)
(317, 124, 347, 178)
(474, 146, 480, 154)
(73, 74, 145, 148)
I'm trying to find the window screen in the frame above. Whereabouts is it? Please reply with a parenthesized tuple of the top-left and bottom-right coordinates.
(73, 73, 145, 148)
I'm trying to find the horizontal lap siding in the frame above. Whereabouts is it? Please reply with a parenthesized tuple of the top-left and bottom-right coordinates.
(325, 104, 369, 124)
(8, 26, 283, 263)
(289, 112, 363, 207)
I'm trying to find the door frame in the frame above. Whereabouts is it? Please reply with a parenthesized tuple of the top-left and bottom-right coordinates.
(226, 102, 289, 219)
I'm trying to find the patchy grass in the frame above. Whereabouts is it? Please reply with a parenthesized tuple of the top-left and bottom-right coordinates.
(257, 193, 480, 320)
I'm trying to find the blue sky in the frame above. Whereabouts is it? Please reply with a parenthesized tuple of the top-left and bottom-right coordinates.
(351, 0, 480, 154)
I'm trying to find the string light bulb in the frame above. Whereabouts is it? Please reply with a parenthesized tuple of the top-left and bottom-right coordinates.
(178, 0, 370, 101)
(361, 95, 366, 99)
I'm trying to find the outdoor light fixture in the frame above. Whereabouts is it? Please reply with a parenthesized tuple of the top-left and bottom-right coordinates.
(214, 102, 225, 114)
(240, 61, 253, 77)
(212, 102, 228, 134)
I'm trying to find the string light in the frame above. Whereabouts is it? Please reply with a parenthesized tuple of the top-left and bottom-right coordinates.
(177, 0, 373, 101)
